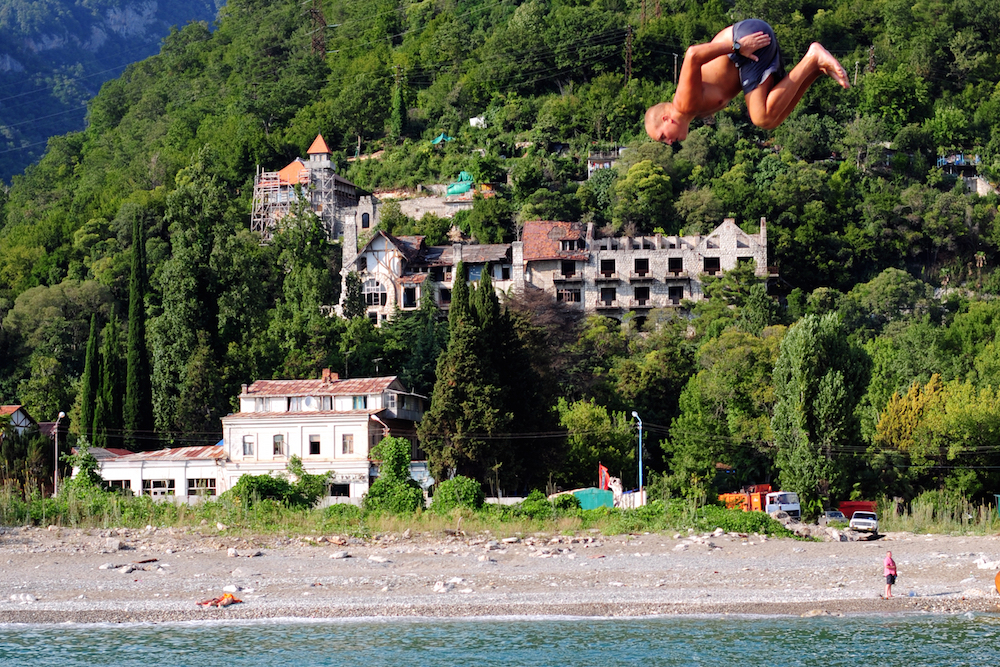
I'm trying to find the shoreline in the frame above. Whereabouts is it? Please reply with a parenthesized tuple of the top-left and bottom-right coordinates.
(3, 525, 1000, 624)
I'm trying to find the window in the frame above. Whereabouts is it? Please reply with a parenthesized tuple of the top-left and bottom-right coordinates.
(703, 257, 721, 275)
(254, 398, 265, 412)
(353, 395, 367, 409)
(364, 279, 387, 306)
(668, 286, 684, 304)
(322, 396, 333, 410)
(439, 288, 452, 304)
(142, 479, 175, 497)
(403, 286, 417, 308)
(557, 288, 581, 303)
(361, 212, 370, 229)
(289, 396, 304, 411)
(600, 287, 616, 305)
(468, 265, 483, 281)
(634, 258, 649, 276)
(600, 259, 615, 277)
(358, 257, 368, 271)
(668, 257, 683, 275)
(387, 393, 397, 409)
(368, 312, 378, 324)
(561, 260, 576, 277)
(342, 433, 354, 454)
(309, 434, 321, 455)
(737, 256, 754, 268)
(273, 434, 285, 456)
(242, 436, 254, 456)
(634, 286, 650, 305)
(106, 480, 131, 493)
(329, 483, 350, 497)
(188, 478, 216, 496)
(706, 236, 719, 249)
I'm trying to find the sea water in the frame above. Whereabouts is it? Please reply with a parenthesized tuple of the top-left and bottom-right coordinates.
(4, 614, 999, 666)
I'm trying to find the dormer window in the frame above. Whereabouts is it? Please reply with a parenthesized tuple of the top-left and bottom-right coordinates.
(353, 395, 368, 409)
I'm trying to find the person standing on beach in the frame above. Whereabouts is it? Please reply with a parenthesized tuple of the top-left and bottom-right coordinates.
(884, 550, 897, 598)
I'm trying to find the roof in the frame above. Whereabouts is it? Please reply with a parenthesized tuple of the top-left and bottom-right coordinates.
(307, 134, 330, 155)
(86, 447, 135, 460)
(277, 158, 309, 186)
(521, 220, 589, 262)
(0, 405, 24, 417)
(94, 446, 226, 462)
(244, 376, 401, 397)
(460, 244, 511, 264)
(228, 409, 383, 419)
(400, 273, 429, 284)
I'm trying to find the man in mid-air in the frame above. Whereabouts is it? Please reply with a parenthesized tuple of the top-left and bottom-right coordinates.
(645, 19, 849, 144)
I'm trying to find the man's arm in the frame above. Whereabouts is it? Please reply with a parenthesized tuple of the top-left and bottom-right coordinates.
(673, 30, 770, 116)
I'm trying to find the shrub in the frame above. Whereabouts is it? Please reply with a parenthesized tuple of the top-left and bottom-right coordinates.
(514, 489, 555, 520)
(432, 476, 485, 514)
(694, 505, 794, 536)
(552, 493, 581, 511)
(363, 436, 424, 515)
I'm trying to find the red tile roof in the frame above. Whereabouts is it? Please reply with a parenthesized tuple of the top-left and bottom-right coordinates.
(229, 409, 381, 419)
(244, 376, 401, 397)
(307, 134, 330, 155)
(460, 244, 511, 263)
(521, 220, 589, 262)
(0, 405, 23, 416)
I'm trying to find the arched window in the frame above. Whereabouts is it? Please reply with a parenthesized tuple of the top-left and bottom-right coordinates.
(361, 212, 370, 229)
(364, 279, 387, 306)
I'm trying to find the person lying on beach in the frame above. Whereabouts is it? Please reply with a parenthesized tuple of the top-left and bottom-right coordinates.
(644, 19, 850, 145)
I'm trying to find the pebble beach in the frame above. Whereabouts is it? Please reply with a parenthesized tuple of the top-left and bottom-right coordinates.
(3, 524, 1000, 624)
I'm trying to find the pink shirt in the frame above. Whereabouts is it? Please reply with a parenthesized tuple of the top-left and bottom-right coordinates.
(884, 555, 896, 576)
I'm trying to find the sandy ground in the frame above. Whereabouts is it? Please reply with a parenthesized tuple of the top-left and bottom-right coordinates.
(2, 524, 1000, 623)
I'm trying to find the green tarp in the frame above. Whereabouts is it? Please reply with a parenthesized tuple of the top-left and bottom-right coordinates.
(431, 132, 455, 144)
(572, 487, 614, 510)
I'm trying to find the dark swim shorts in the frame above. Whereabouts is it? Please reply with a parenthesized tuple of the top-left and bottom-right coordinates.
(728, 19, 785, 95)
(886, 574, 897, 585)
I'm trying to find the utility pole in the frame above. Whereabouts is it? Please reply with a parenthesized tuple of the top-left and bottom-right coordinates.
(625, 26, 633, 82)
(854, 61, 860, 87)
(674, 53, 679, 85)
(867, 45, 876, 73)
(306, 0, 327, 55)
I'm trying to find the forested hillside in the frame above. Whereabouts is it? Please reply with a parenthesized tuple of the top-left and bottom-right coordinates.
(0, 0, 223, 181)
(4, 0, 1000, 509)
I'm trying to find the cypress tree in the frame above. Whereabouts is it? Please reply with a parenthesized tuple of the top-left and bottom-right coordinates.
(79, 313, 100, 442)
(93, 318, 124, 449)
(124, 216, 154, 449)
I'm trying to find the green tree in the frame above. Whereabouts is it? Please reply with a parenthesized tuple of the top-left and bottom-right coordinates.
(93, 318, 124, 449)
(555, 398, 635, 489)
(363, 436, 424, 514)
(124, 215, 154, 449)
(79, 313, 101, 443)
(771, 313, 869, 515)
(611, 160, 672, 234)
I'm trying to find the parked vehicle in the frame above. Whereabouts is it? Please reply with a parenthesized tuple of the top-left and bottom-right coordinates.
(838, 500, 876, 519)
(820, 509, 847, 525)
(718, 484, 801, 521)
(849, 511, 879, 534)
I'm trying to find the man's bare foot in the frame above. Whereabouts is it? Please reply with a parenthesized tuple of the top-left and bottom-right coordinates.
(809, 42, 850, 88)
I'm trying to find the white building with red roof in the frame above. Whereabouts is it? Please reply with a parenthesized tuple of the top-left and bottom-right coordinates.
(88, 371, 427, 503)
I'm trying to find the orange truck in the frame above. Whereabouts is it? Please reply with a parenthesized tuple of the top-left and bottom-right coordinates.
(837, 500, 876, 519)
(719, 484, 802, 520)
(719, 484, 773, 512)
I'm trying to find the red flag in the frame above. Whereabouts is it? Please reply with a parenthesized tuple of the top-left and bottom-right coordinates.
(598, 463, 610, 490)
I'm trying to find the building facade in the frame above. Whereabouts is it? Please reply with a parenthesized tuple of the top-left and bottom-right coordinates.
(340, 217, 770, 323)
(89, 372, 427, 503)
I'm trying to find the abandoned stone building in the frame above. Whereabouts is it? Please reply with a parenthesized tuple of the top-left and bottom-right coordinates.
(339, 217, 769, 323)
(250, 134, 379, 241)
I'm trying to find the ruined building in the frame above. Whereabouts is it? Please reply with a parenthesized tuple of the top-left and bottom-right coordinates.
(340, 216, 771, 324)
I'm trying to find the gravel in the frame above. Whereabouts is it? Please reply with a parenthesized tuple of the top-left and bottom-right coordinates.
(1, 525, 999, 623)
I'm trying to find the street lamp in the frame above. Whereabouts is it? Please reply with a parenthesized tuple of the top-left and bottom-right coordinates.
(53, 411, 65, 496)
(631, 411, 643, 492)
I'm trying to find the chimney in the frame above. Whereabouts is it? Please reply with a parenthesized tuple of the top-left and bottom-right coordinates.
(322, 368, 331, 383)
(241, 383, 248, 394)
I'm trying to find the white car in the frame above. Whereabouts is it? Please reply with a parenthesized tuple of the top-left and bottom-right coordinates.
(849, 511, 878, 534)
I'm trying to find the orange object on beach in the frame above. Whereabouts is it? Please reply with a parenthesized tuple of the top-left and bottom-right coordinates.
(197, 593, 242, 608)
(995, 571, 1000, 595)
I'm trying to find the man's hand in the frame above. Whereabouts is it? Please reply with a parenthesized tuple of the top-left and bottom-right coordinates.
(736, 30, 770, 62)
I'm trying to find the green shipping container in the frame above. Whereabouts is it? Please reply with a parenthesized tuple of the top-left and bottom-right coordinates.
(572, 487, 614, 510)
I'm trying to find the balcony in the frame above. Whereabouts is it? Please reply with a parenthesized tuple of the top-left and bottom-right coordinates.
(595, 298, 619, 310)
(627, 297, 653, 309)
(553, 272, 583, 283)
(664, 270, 690, 280)
(595, 271, 619, 282)
(629, 271, 655, 282)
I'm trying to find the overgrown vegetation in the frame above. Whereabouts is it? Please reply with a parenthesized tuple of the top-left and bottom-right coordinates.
(6, 0, 1000, 516)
